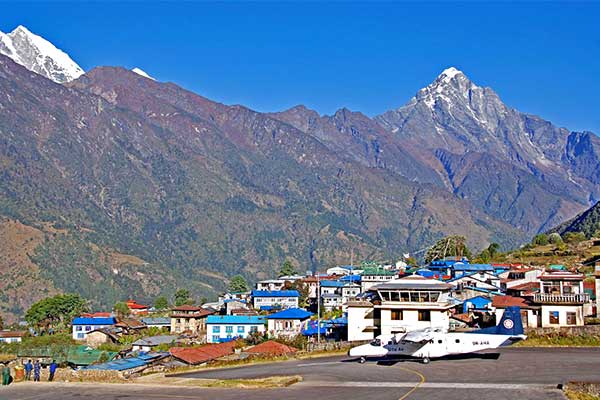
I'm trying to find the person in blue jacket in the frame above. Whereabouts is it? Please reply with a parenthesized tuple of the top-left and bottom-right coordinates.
(48, 360, 57, 382)
(24, 360, 33, 380)
(33, 360, 40, 382)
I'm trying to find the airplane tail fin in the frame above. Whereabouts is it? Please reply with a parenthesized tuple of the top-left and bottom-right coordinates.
(468, 306, 524, 336)
(495, 306, 524, 336)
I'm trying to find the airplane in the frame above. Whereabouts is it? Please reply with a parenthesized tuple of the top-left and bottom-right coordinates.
(348, 306, 526, 364)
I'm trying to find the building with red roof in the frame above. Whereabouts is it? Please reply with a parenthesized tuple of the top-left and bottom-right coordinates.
(246, 340, 297, 356)
(170, 342, 236, 365)
(126, 299, 149, 315)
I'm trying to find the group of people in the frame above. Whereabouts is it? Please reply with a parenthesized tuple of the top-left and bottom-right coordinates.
(1, 359, 58, 385)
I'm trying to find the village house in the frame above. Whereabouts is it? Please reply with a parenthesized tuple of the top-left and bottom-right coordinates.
(132, 335, 179, 352)
(126, 299, 149, 315)
(72, 316, 117, 340)
(266, 308, 313, 338)
(170, 305, 214, 335)
(141, 317, 171, 330)
(347, 275, 454, 340)
(447, 271, 502, 300)
(0, 330, 25, 343)
(206, 315, 266, 343)
(492, 295, 541, 328)
(499, 268, 544, 290)
(84, 327, 122, 347)
(255, 279, 286, 291)
(326, 265, 362, 276)
(251, 290, 299, 310)
(360, 267, 398, 292)
(346, 300, 377, 341)
(532, 271, 588, 327)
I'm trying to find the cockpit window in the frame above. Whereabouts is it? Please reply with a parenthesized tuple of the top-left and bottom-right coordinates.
(370, 339, 381, 346)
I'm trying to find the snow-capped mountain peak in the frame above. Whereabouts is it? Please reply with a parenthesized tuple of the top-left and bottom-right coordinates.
(132, 67, 155, 80)
(0, 25, 84, 83)
(437, 66, 463, 83)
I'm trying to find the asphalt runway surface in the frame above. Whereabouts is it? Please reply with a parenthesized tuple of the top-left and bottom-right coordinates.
(2, 347, 599, 399)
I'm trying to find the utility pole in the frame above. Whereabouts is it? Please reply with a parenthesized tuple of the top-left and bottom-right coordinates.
(317, 271, 320, 344)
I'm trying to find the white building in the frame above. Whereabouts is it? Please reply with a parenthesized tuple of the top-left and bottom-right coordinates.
(71, 316, 117, 340)
(0, 331, 24, 343)
(360, 268, 398, 292)
(252, 290, 299, 310)
(533, 271, 588, 327)
(206, 316, 266, 343)
(347, 276, 454, 341)
(266, 308, 313, 338)
(255, 279, 286, 291)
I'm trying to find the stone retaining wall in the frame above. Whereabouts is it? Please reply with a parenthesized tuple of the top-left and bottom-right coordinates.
(526, 325, 600, 335)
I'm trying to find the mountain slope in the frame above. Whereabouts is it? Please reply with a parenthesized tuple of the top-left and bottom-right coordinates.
(374, 67, 600, 233)
(549, 201, 600, 238)
(0, 55, 529, 318)
(0, 25, 84, 83)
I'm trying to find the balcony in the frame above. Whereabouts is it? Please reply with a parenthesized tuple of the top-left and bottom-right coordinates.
(533, 293, 590, 304)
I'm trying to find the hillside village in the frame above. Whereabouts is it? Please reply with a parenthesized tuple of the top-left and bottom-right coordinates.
(1, 233, 600, 380)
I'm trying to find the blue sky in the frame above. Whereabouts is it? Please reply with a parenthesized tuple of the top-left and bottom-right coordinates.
(2, 2, 600, 133)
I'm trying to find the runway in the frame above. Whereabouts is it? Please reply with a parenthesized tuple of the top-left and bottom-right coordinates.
(3, 347, 599, 399)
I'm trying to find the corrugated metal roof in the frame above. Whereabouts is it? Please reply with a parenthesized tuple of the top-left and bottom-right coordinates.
(72, 317, 117, 325)
(85, 352, 168, 371)
(141, 317, 170, 325)
(251, 290, 300, 298)
(320, 280, 346, 287)
(206, 315, 265, 325)
(266, 308, 312, 320)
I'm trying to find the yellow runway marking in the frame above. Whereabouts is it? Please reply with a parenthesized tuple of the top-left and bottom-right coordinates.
(396, 366, 425, 400)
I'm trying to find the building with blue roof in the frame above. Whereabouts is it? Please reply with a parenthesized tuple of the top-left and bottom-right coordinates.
(206, 315, 266, 343)
(266, 308, 313, 338)
(71, 317, 117, 340)
(85, 352, 168, 372)
(251, 290, 299, 310)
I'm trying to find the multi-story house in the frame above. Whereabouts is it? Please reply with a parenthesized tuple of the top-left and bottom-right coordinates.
(532, 271, 588, 326)
(266, 308, 313, 338)
(170, 305, 214, 335)
(360, 267, 398, 292)
(255, 279, 286, 291)
(72, 316, 117, 340)
(206, 316, 266, 343)
(347, 275, 454, 341)
(251, 290, 299, 310)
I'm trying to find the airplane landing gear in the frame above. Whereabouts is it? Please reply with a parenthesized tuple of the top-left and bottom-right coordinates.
(421, 357, 430, 364)
(359, 356, 367, 364)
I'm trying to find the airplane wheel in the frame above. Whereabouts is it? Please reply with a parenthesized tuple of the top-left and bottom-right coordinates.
(421, 357, 430, 364)
(359, 356, 367, 364)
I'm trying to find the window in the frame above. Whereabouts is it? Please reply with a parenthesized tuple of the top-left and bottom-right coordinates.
(418, 310, 431, 321)
(250, 326, 258, 333)
(85, 326, 92, 331)
(76, 326, 82, 331)
(566, 312, 577, 325)
(455, 339, 460, 343)
(238, 326, 245, 334)
(400, 292, 410, 302)
(212, 326, 221, 333)
(226, 326, 233, 333)
(212, 335, 220, 342)
(391, 310, 403, 321)
(227, 334, 232, 339)
(390, 292, 399, 302)
(549, 311, 559, 324)
(77, 333, 84, 339)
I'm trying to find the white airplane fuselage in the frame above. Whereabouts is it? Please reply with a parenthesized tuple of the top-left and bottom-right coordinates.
(348, 331, 523, 361)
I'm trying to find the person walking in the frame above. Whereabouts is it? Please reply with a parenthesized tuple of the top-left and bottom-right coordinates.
(24, 359, 33, 381)
(1, 363, 10, 386)
(33, 360, 40, 382)
(48, 360, 57, 382)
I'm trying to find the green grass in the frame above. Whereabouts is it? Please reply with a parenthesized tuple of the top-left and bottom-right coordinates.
(516, 332, 600, 347)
